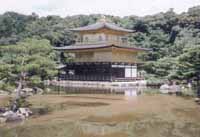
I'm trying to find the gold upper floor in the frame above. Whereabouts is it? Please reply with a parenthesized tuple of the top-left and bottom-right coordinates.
(74, 28, 131, 46)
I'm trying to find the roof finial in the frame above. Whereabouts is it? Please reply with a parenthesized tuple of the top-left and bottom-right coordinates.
(99, 15, 107, 23)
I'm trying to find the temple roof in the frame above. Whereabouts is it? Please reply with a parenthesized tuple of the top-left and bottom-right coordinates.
(71, 22, 134, 33)
(54, 44, 150, 52)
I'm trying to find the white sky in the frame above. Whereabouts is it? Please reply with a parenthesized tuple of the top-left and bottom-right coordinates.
(0, 0, 200, 17)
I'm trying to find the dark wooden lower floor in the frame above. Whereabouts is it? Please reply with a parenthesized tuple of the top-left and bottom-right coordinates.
(58, 62, 141, 82)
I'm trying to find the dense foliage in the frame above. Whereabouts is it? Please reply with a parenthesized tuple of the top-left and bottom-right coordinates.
(0, 6, 200, 89)
(0, 38, 57, 92)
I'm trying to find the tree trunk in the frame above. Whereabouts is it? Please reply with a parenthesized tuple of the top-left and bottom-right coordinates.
(16, 56, 25, 99)
(16, 75, 23, 99)
(196, 74, 200, 98)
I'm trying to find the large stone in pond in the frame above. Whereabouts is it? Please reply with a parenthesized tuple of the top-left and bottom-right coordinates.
(2, 111, 15, 118)
(6, 114, 24, 123)
(17, 108, 32, 117)
(194, 98, 200, 102)
(0, 108, 6, 114)
(22, 88, 33, 92)
(35, 87, 44, 94)
(160, 84, 170, 94)
(2, 111, 24, 123)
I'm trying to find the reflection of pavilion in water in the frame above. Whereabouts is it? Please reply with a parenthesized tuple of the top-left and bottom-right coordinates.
(49, 85, 145, 96)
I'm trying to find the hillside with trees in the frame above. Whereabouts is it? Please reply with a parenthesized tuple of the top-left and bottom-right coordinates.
(1, 6, 200, 90)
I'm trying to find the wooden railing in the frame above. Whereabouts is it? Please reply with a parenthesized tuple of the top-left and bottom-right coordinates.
(75, 40, 129, 46)
(59, 74, 111, 81)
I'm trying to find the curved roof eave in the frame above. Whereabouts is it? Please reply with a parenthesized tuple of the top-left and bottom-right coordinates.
(70, 22, 134, 33)
(54, 44, 150, 52)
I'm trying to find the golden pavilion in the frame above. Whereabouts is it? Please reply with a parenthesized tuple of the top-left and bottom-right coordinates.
(55, 19, 149, 81)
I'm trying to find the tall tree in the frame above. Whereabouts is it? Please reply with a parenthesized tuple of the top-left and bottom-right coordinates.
(177, 45, 200, 86)
(0, 38, 57, 97)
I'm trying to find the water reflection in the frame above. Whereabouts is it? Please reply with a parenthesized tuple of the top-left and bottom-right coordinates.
(47, 85, 147, 96)
(125, 89, 137, 96)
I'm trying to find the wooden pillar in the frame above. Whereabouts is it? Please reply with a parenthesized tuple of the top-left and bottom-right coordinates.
(110, 62, 113, 82)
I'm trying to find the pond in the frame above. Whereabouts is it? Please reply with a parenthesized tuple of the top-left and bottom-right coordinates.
(0, 86, 199, 137)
